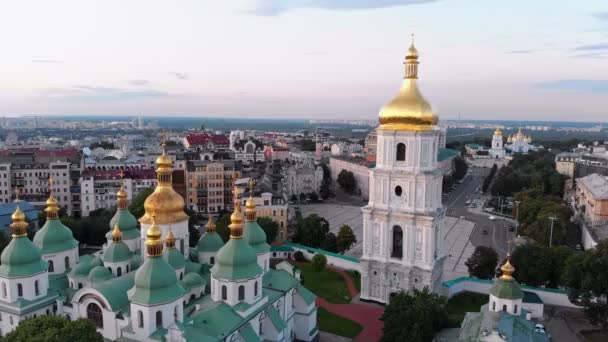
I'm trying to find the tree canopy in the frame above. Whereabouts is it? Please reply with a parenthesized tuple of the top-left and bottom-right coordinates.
(320, 232, 338, 253)
(336, 224, 357, 253)
(337, 169, 357, 195)
(128, 187, 154, 219)
(294, 214, 330, 248)
(465, 246, 498, 280)
(381, 288, 447, 342)
(4, 316, 103, 342)
(257, 216, 279, 243)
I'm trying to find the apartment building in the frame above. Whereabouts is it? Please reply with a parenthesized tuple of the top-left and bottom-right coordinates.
(555, 152, 581, 178)
(186, 160, 242, 214)
(575, 173, 608, 228)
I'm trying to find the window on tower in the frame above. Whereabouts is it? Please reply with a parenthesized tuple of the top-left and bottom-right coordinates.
(395, 186, 402, 196)
(396, 143, 406, 161)
(391, 226, 403, 259)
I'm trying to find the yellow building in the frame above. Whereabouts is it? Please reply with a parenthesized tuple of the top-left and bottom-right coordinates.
(555, 152, 580, 178)
(186, 160, 241, 214)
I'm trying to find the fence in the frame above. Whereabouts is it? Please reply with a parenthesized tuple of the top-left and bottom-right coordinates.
(283, 242, 361, 272)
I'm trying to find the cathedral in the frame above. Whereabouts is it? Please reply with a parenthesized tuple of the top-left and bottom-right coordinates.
(505, 128, 537, 154)
(489, 128, 505, 159)
(360, 36, 445, 304)
(0, 140, 318, 341)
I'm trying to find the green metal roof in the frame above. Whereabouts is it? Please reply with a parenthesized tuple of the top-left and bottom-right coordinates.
(239, 323, 260, 342)
(88, 266, 114, 283)
(69, 256, 95, 278)
(522, 291, 543, 304)
(263, 269, 299, 292)
(181, 272, 206, 290)
(296, 285, 316, 306)
(129, 255, 187, 305)
(130, 253, 142, 271)
(270, 245, 294, 252)
(0, 235, 47, 277)
(244, 221, 270, 255)
(0, 292, 59, 315)
(164, 247, 186, 270)
(93, 272, 135, 312)
(103, 240, 132, 263)
(489, 278, 523, 300)
(33, 219, 79, 255)
(266, 305, 286, 331)
(457, 312, 483, 342)
(211, 238, 262, 280)
(184, 301, 245, 341)
(110, 208, 139, 239)
(196, 232, 224, 253)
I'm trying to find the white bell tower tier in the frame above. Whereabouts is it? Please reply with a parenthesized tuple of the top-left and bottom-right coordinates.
(489, 128, 505, 159)
(360, 35, 445, 304)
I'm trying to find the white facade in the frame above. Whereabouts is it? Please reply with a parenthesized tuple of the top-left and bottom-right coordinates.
(81, 176, 155, 217)
(140, 221, 189, 260)
(489, 129, 505, 159)
(282, 163, 323, 200)
(360, 128, 445, 304)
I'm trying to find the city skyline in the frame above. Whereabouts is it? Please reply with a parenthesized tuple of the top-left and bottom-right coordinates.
(1, 0, 607, 121)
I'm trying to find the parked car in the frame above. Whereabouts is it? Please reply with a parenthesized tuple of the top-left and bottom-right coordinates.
(489, 215, 496, 221)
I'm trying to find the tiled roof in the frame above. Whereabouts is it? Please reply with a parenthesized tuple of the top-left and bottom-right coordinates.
(578, 173, 608, 200)
(186, 134, 230, 146)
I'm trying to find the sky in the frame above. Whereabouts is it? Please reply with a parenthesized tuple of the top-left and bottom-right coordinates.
(0, 0, 607, 122)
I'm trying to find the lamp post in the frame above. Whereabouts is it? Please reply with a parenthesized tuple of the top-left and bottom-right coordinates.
(514, 200, 521, 236)
(548, 216, 558, 247)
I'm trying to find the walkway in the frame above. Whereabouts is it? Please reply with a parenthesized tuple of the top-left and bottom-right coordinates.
(317, 266, 384, 342)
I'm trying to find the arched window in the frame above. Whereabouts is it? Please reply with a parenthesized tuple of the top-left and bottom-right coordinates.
(86, 303, 103, 328)
(34, 280, 40, 296)
(66, 314, 71, 321)
(78, 283, 83, 289)
(391, 226, 403, 259)
(396, 143, 406, 161)
(17, 284, 23, 297)
(254, 281, 258, 297)
(238, 285, 245, 301)
(210, 257, 215, 265)
(514, 304, 518, 314)
(180, 272, 183, 280)
(492, 301, 496, 311)
(117, 267, 122, 277)
(502, 305, 507, 312)
(221, 285, 227, 300)
(156, 311, 163, 328)
(137, 311, 144, 328)
(64, 256, 70, 270)
(126, 264, 129, 273)
(48, 260, 54, 272)
(174, 306, 179, 321)
(2, 282, 6, 298)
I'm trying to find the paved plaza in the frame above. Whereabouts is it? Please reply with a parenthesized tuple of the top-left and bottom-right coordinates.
(298, 204, 475, 281)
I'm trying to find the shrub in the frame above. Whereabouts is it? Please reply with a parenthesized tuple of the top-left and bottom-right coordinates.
(312, 254, 327, 272)
(294, 251, 306, 262)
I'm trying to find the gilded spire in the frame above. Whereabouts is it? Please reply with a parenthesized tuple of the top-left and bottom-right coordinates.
(494, 127, 502, 136)
(111, 223, 123, 242)
(14, 187, 20, 202)
(378, 33, 438, 131)
(116, 169, 128, 209)
(229, 186, 244, 239)
(165, 227, 176, 249)
(155, 129, 173, 187)
(206, 216, 216, 234)
(45, 176, 59, 220)
(245, 178, 257, 222)
(499, 254, 515, 281)
(10, 205, 28, 238)
(145, 214, 163, 257)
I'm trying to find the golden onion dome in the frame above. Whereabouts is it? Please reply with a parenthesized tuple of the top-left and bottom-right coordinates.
(46, 195, 58, 207)
(111, 223, 123, 242)
(11, 205, 26, 222)
(378, 34, 438, 131)
(494, 128, 502, 135)
(499, 256, 516, 280)
(10, 205, 28, 237)
(117, 187, 127, 199)
(156, 153, 173, 169)
(165, 228, 177, 249)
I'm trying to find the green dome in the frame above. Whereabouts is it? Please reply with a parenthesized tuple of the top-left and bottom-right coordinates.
(165, 247, 186, 269)
(211, 238, 262, 280)
(129, 256, 187, 305)
(33, 219, 79, 254)
(70, 260, 94, 278)
(88, 266, 114, 283)
(244, 221, 270, 254)
(109, 209, 140, 240)
(102, 241, 132, 263)
(490, 278, 523, 300)
(0, 236, 47, 277)
(197, 232, 224, 253)
(130, 254, 142, 271)
(91, 256, 104, 267)
(180, 272, 206, 290)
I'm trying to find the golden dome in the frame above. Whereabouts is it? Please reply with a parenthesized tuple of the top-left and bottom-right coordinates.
(378, 34, 438, 131)
(11, 205, 26, 222)
(145, 215, 163, 256)
(229, 192, 244, 239)
(494, 128, 502, 135)
(500, 255, 515, 281)
(156, 153, 172, 169)
(10, 205, 28, 237)
(111, 223, 123, 242)
(165, 228, 177, 248)
(516, 128, 524, 137)
(46, 195, 58, 207)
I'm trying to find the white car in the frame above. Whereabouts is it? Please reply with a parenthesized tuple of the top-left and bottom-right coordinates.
(489, 215, 496, 221)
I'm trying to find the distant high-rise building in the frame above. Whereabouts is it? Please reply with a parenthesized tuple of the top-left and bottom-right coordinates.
(137, 116, 144, 129)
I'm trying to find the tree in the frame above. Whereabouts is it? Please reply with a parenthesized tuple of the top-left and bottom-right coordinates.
(308, 191, 319, 202)
(563, 240, 608, 329)
(299, 192, 307, 202)
(336, 224, 357, 253)
(214, 212, 232, 242)
(294, 251, 306, 262)
(381, 288, 447, 342)
(453, 157, 468, 180)
(294, 214, 330, 248)
(257, 217, 279, 243)
(290, 194, 298, 202)
(4, 315, 103, 342)
(337, 169, 357, 194)
(465, 246, 498, 280)
(320, 232, 338, 252)
(129, 187, 154, 219)
(319, 178, 332, 199)
(311, 254, 327, 272)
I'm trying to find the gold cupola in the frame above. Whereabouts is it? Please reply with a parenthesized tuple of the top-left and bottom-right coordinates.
(139, 131, 188, 225)
(245, 179, 257, 222)
(378, 34, 438, 131)
(205, 216, 216, 233)
(494, 128, 502, 136)
(10, 205, 28, 237)
(45, 176, 59, 220)
(116, 170, 128, 209)
(111, 223, 123, 242)
(229, 188, 244, 239)
(165, 228, 177, 249)
(499, 254, 516, 281)
(145, 214, 163, 257)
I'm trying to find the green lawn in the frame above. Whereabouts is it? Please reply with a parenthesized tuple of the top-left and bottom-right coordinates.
(446, 292, 488, 327)
(299, 263, 352, 304)
(317, 307, 363, 338)
(346, 270, 361, 293)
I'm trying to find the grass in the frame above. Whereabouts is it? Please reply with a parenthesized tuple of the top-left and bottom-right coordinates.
(299, 263, 352, 304)
(317, 307, 363, 338)
(583, 331, 608, 342)
(446, 292, 488, 327)
(346, 270, 361, 293)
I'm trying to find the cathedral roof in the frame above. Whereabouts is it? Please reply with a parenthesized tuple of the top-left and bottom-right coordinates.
(88, 266, 114, 283)
(33, 219, 79, 255)
(197, 232, 225, 252)
(164, 246, 186, 270)
(211, 238, 262, 280)
(129, 255, 187, 305)
(109, 208, 140, 240)
(180, 272, 206, 290)
(0, 221, 46, 277)
(102, 239, 132, 263)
